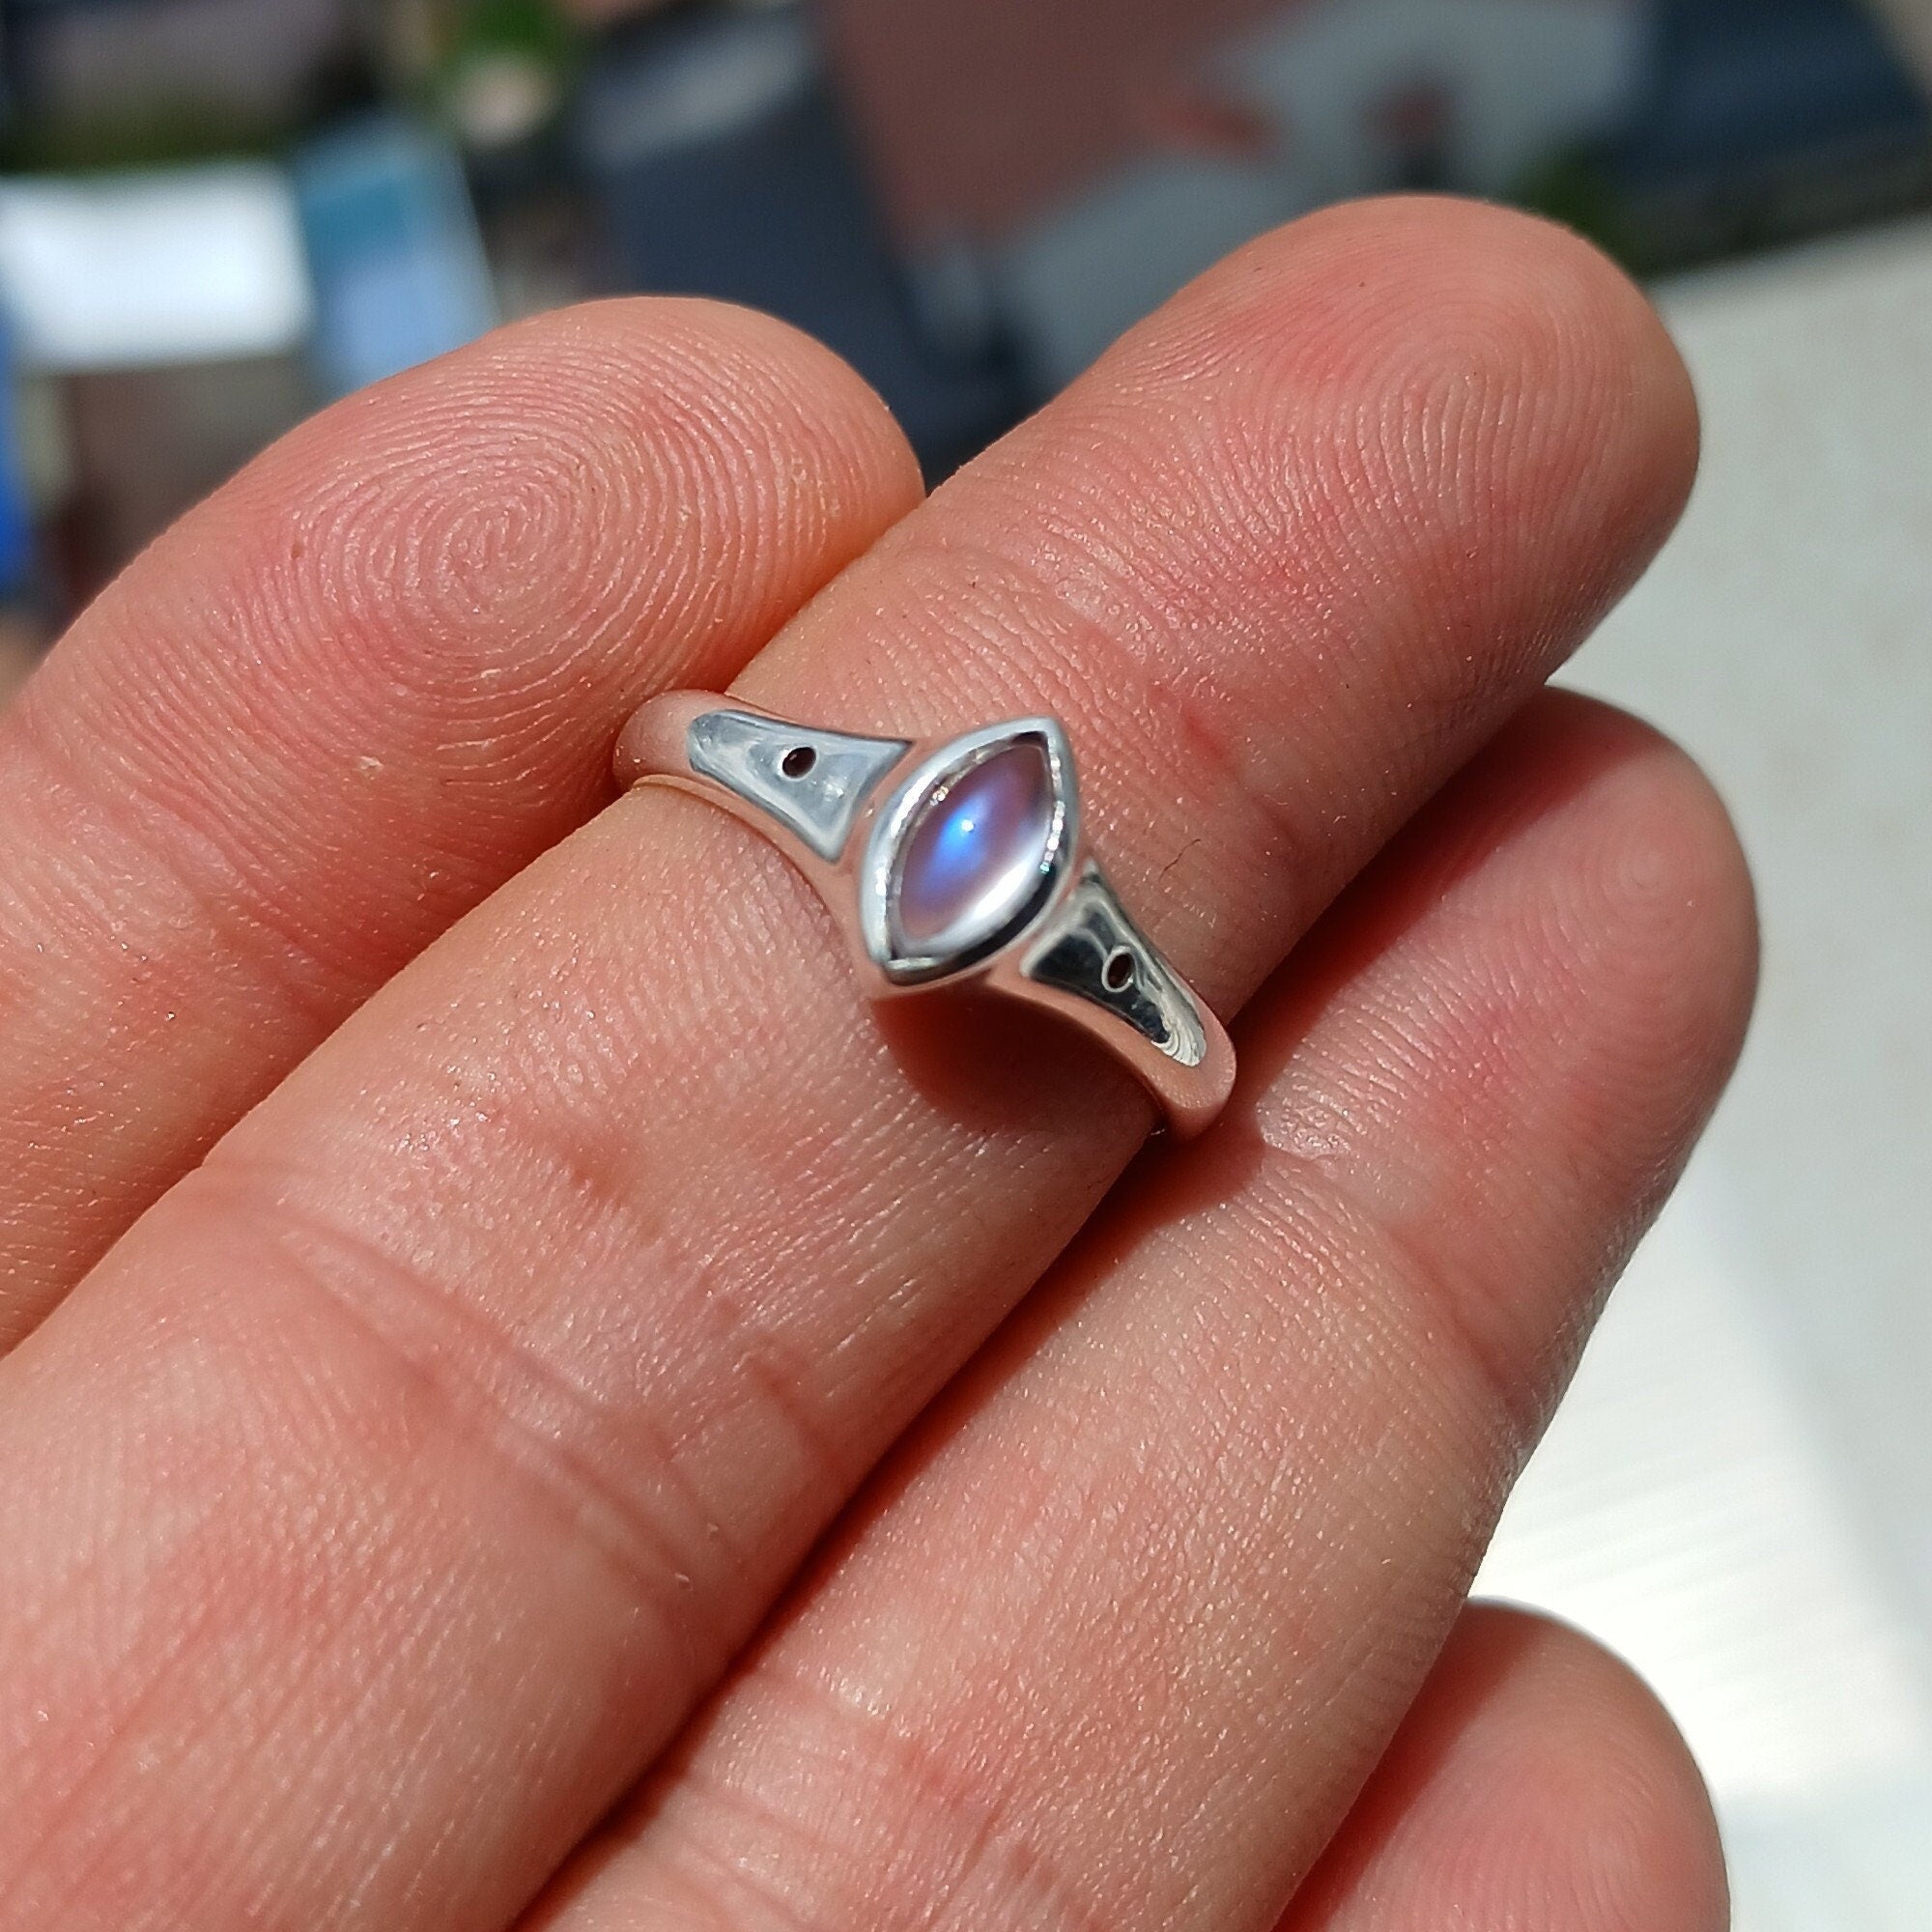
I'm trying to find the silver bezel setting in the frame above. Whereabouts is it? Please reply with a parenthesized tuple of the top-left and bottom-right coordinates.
(858, 718, 1079, 987)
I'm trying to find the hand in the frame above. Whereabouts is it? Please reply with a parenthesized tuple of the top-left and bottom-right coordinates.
(0, 199, 1752, 1932)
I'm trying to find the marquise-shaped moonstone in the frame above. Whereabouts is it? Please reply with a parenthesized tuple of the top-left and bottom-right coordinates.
(895, 741, 1056, 954)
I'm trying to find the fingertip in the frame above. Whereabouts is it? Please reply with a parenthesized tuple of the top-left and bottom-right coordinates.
(204, 295, 923, 705)
(1388, 685, 1759, 1136)
(1294, 1603, 1728, 1932)
(33, 291, 925, 896)
(1209, 193, 1700, 497)
(1122, 193, 1700, 668)
(518, 295, 927, 529)
(1451, 1605, 1730, 1932)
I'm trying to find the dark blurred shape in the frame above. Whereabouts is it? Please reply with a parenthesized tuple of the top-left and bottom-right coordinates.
(1596, 0, 1932, 265)
(553, 0, 678, 24)
(1376, 79, 1456, 191)
(0, 316, 37, 597)
(0, 613, 42, 703)
(0, 0, 366, 166)
(571, 4, 1024, 474)
(61, 353, 309, 582)
(1634, 0, 1923, 175)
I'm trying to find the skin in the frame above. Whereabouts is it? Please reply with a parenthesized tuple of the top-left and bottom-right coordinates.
(0, 199, 1751, 1932)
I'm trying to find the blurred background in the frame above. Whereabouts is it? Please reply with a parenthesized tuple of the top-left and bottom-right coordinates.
(0, 1, 1925, 1923)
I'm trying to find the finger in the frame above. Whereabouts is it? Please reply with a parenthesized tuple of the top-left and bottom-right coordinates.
(0, 299, 920, 1343)
(0, 201, 1697, 1932)
(1284, 1605, 1726, 1932)
(529, 694, 1754, 1932)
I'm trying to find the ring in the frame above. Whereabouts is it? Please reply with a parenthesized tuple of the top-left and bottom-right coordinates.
(614, 695, 1236, 1136)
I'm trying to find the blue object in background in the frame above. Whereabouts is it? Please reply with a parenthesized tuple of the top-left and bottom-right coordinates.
(0, 320, 38, 598)
(294, 117, 497, 398)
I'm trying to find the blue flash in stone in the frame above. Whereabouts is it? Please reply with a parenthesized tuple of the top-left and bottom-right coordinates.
(893, 740, 1057, 959)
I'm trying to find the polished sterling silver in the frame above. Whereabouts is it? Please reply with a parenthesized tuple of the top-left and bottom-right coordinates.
(614, 693, 1236, 1135)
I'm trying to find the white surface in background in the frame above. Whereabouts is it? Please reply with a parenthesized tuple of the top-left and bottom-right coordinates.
(1478, 221, 1932, 1924)
(1477, 1182, 1932, 1928)
(0, 165, 312, 370)
(1478, 1187, 1929, 1806)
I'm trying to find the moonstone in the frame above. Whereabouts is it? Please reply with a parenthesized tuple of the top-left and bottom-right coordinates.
(895, 741, 1056, 952)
